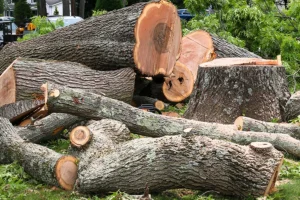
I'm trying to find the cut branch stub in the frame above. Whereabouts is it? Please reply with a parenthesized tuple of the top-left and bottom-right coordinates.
(70, 126, 92, 148)
(55, 156, 78, 191)
(134, 1, 181, 76)
(162, 62, 194, 102)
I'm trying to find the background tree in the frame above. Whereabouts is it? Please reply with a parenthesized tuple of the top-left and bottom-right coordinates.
(53, 6, 59, 15)
(62, 0, 70, 16)
(0, 0, 4, 16)
(38, 0, 47, 16)
(94, 0, 123, 11)
(14, 0, 32, 25)
(79, 0, 85, 18)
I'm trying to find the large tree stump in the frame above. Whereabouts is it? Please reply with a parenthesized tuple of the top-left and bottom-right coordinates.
(44, 83, 300, 158)
(0, 1, 181, 76)
(284, 91, 300, 121)
(0, 117, 78, 190)
(184, 65, 291, 124)
(77, 135, 283, 198)
(0, 58, 135, 106)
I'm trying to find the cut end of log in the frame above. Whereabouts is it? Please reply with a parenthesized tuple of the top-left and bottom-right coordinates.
(250, 142, 273, 153)
(70, 126, 92, 148)
(234, 116, 244, 131)
(162, 62, 194, 102)
(264, 157, 284, 196)
(134, 1, 181, 76)
(162, 111, 180, 118)
(0, 65, 16, 107)
(55, 156, 78, 191)
(19, 118, 33, 127)
(154, 100, 165, 111)
(49, 89, 60, 98)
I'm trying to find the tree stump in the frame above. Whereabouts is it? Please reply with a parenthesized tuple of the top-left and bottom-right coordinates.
(184, 65, 290, 124)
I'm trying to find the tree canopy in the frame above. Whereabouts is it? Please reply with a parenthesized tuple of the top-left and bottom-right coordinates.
(14, 0, 32, 25)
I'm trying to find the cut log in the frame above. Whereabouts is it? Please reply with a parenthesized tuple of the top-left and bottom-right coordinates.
(132, 95, 169, 110)
(0, 1, 181, 76)
(0, 117, 78, 190)
(200, 57, 281, 67)
(184, 65, 291, 124)
(235, 116, 300, 139)
(69, 119, 131, 170)
(211, 35, 261, 58)
(44, 83, 300, 157)
(162, 62, 194, 102)
(16, 113, 83, 143)
(284, 91, 300, 121)
(0, 100, 44, 123)
(178, 30, 215, 81)
(0, 58, 135, 105)
(77, 135, 283, 198)
(161, 111, 180, 118)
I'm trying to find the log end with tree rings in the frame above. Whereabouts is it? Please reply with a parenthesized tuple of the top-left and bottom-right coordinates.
(154, 100, 165, 110)
(162, 62, 194, 102)
(55, 156, 78, 191)
(234, 116, 244, 131)
(178, 30, 215, 81)
(134, 1, 181, 76)
(70, 126, 92, 148)
(250, 142, 273, 153)
(0, 65, 16, 107)
(264, 157, 284, 196)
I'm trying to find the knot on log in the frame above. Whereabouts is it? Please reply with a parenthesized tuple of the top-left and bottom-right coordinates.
(250, 142, 273, 153)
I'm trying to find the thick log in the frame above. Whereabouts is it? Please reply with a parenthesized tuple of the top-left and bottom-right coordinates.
(0, 100, 44, 123)
(162, 61, 194, 102)
(184, 65, 291, 124)
(69, 119, 130, 170)
(234, 116, 300, 140)
(178, 30, 215, 81)
(44, 83, 300, 157)
(211, 35, 261, 58)
(200, 57, 281, 67)
(0, 58, 135, 105)
(284, 91, 300, 121)
(77, 135, 283, 198)
(0, 1, 181, 76)
(16, 113, 83, 143)
(0, 117, 78, 190)
(132, 95, 169, 110)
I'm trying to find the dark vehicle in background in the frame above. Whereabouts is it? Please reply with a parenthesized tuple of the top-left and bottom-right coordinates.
(177, 9, 194, 21)
(0, 21, 22, 49)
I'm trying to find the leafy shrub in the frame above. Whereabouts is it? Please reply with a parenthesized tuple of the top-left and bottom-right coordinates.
(92, 10, 108, 16)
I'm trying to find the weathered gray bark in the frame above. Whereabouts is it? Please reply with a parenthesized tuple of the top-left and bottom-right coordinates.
(184, 65, 291, 124)
(235, 116, 300, 140)
(77, 135, 283, 198)
(45, 83, 300, 158)
(211, 35, 261, 58)
(62, 0, 70, 16)
(284, 91, 300, 121)
(0, 117, 77, 190)
(11, 58, 135, 103)
(69, 119, 131, 170)
(0, 100, 44, 123)
(16, 113, 82, 143)
(0, 1, 180, 77)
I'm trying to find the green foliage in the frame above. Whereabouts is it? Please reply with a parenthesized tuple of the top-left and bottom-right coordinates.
(269, 179, 300, 200)
(95, 0, 123, 11)
(289, 115, 300, 124)
(280, 159, 300, 179)
(53, 6, 59, 15)
(43, 138, 70, 154)
(14, 0, 32, 25)
(18, 16, 64, 42)
(163, 104, 188, 116)
(0, 0, 4, 15)
(92, 9, 108, 16)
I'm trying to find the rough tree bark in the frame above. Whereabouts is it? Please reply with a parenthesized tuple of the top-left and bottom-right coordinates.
(0, 117, 78, 190)
(44, 83, 300, 157)
(234, 116, 300, 140)
(184, 65, 291, 124)
(77, 135, 283, 198)
(211, 35, 261, 58)
(0, 1, 181, 77)
(62, 0, 70, 16)
(284, 91, 300, 121)
(0, 100, 44, 123)
(0, 58, 135, 105)
(16, 113, 82, 143)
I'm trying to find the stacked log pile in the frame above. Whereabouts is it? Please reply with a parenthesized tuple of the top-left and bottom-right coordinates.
(1, 0, 300, 198)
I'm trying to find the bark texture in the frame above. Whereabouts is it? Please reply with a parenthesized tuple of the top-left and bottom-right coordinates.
(16, 113, 83, 143)
(284, 91, 300, 121)
(69, 119, 131, 170)
(0, 100, 44, 124)
(0, 117, 78, 190)
(184, 65, 291, 124)
(0, 1, 181, 77)
(7, 58, 135, 103)
(77, 135, 283, 198)
(235, 116, 300, 140)
(211, 35, 261, 58)
(45, 83, 300, 157)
